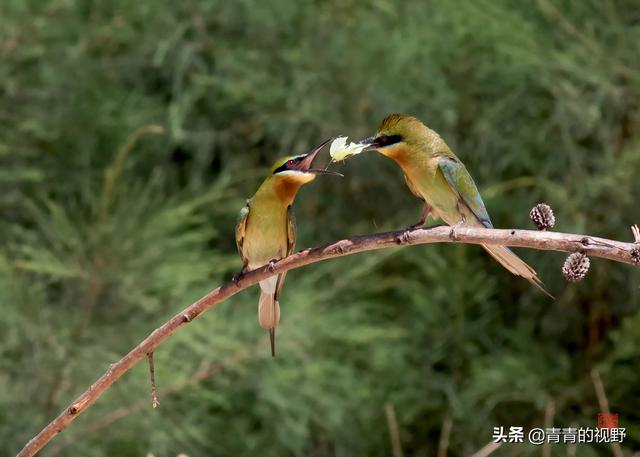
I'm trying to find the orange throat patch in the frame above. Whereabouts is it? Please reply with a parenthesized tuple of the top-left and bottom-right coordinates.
(379, 144, 411, 168)
(273, 174, 310, 204)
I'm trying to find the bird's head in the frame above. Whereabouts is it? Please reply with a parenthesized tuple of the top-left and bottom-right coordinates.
(357, 114, 430, 158)
(266, 138, 341, 204)
(270, 138, 342, 183)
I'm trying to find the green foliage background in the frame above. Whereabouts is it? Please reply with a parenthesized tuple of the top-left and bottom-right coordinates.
(2, 0, 639, 456)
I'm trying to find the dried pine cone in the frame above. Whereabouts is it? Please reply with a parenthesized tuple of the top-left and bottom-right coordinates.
(530, 203, 555, 231)
(631, 247, 640, 265)
(562, 252, 590, 282)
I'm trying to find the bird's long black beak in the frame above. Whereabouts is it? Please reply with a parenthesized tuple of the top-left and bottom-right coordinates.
(296, 138, 343, 176)
(307, 169, 343, 176)
(355, 136, 377, 150)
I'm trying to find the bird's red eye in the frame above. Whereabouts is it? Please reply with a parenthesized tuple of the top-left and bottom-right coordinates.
(286, 160, 296, 167)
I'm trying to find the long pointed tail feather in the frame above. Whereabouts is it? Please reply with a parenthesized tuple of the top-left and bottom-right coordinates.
(258, 277, 280, 356)
(258, 294, 280, 357)
(258, 290, 280, 328)
(268, 328, 276, 357)
(482, 244, 554, 298)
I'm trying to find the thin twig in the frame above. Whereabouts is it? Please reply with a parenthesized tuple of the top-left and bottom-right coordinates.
(48, 348, 252, 456)
(16, 225, 640, 457)
(590, 368, 623, 457)
(470, 441, 502, 457)
(566, 424, 577, 457)
(147, 353, 159, 409)
(437, 413, 452, 457)
(385, 402, 403, 457)
(542, 398, 555, 457)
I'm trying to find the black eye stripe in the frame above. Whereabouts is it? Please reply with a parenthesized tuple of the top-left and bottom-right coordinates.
(273, 163, 288, 174)
(376, 135, 402, 146)
(272, 156, 304, 175)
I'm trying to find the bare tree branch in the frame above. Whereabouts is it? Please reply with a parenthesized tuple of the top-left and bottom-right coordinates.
(590, 368, 624, 457)
(16, 225, 640, 457)
(470, 441, 502, 457)
(542, 399, 555, 457)
(437, 413, 452, 457)
(385, 402, 403, 457)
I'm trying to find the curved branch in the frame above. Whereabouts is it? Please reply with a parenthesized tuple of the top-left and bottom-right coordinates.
(16, 225, 639, 457)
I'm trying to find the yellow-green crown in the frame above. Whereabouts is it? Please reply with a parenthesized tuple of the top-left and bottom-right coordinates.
(377, 113, 426, 137)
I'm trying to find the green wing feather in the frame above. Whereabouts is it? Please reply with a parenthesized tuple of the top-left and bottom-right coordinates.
(235, 202, 250, 268)
(438, 157, 492, 228)
(438, 158, 551, 296)
(275, 206, 296, 301)
(286, 206, 296, 255)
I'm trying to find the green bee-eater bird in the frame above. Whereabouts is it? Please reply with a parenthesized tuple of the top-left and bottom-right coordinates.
(359, 114, 550, 296)
(235, 139, 340, 356)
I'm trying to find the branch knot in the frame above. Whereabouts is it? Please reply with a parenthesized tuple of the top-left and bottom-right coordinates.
(332, 244, 345, 255)
(395, 231, 411, 244)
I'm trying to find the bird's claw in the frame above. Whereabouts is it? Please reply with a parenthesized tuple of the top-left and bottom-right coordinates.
(405, 222, 424, 231)
(267, 260, 277, 273)
(232, 271, 244, 286)
(406, 204, 432, 231)
(449, 220, 465, 241)
(449, 225, 458, 241)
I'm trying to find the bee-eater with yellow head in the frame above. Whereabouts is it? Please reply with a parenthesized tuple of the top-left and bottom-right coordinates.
(359, 114, 550, 296)
(235, 139, 340, 356)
